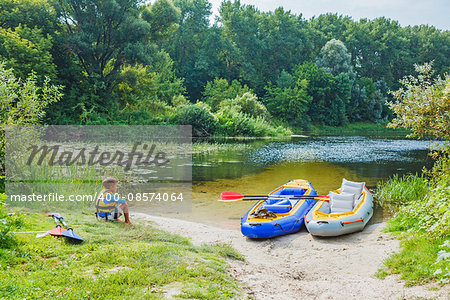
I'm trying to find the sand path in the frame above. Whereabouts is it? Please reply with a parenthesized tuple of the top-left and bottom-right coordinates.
(133, 213, 449, 300)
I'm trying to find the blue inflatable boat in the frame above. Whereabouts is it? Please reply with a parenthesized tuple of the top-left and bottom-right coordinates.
(241, 180, 317, 238)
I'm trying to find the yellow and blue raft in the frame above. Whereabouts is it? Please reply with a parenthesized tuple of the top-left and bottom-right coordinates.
(240, 180, 317, 238)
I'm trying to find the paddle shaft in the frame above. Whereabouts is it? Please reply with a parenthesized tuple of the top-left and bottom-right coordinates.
(220, 192, 328, 201)
(53, 214, 70, 230)
(244, 196, 322, 200)
(52, 215, 61, 227)
(220, 196, 328, 202)
(51, 214, 84, 242)
(239, 194, 323, 198)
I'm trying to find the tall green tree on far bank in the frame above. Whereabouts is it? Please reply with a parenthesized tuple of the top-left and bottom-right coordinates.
(295, 62, 349, 126)
(219, 1, 311, 95)
(316, 38, 354, 78)
(264, 70, 311, 128)
(55, 0, 180, 90)
(166, 0, 223, 101)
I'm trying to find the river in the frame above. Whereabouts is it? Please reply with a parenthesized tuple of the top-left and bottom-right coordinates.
(137, 134, 437, 230)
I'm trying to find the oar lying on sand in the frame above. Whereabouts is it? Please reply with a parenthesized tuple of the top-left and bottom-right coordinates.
(219, 192, 329, 202)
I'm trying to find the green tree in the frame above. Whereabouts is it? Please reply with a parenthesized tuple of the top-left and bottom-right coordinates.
(308, 14, 353, 57)
(203, 78, 252, 111)
(113, 52, 185, 111)
(0, 0, 59, 35)
(388, 62, 449, 139)
(219, 1, 260, 87)
(253, 7, 312, 93)
(219, 92, 269, 119)
(316, 39, 354, 77)
(0, 62, 63, 173)
(0, 25, 56, 81)
(405, 26, 450, 77)
(335, 72, 351, 123)
(55, 0, 179, 86)
(219, 1, 312, 95)
(346, 18, 409, 87)
(0, 63, 62, 125)
(166, 0, 221, 100)
(264, 70, 311, 127)
(295, 61, 347, 126)
(142, 0, 180, 44)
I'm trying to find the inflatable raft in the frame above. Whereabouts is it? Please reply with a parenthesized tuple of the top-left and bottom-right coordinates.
(241, 180, 317, 238)
(305, 179, 373, 237)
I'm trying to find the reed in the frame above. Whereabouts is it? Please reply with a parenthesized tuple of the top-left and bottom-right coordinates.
(376, 174, 430, 207)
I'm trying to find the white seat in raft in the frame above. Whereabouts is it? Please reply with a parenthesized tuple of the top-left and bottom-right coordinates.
(341, 178, 365, 206)
(328, 179, 366, 214)
(329, 191, 354, 213)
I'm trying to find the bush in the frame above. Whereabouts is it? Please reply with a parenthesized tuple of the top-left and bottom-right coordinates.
(174, 103, 217, 136)
(0, 193, 22, 249)
(216, 108, 291, 137)
(377, 157, 450, 284)
(219, 92, 270, 119)
(203, 78, 252, 111)
(382, 160, 449, 238)
(387, 62, 450, 139)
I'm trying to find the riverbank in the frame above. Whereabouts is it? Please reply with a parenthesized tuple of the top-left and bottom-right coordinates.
(306, 122, 411, 135)
(376, 168, 450, 285)
(134, 213, 449, 299)
(0, 210, 243, 299)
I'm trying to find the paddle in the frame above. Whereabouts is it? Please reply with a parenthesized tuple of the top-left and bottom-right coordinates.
(220, 192, 328, 201)
(47, 213, 84, 243)
(219, 195, 329, 202)
(43, 213, 63, 237)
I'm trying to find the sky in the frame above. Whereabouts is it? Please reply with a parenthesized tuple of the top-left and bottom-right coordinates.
(208, 0, 450, 30)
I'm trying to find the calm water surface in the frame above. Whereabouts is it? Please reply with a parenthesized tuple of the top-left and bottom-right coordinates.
(139, 135, 438, 229)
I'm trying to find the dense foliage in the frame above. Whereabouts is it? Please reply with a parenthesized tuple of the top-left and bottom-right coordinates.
(383, 63, 450, 239)
(377, 64, 449, 285)
(0, 63, 61, 250)
(388, 62, 450, 139)
(0, 0, 448, 135)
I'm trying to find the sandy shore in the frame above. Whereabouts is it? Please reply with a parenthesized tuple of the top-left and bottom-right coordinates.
(133, 213, 449, 300)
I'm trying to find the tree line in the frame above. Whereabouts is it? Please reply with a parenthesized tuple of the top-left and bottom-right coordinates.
(0, 0, 448, 135)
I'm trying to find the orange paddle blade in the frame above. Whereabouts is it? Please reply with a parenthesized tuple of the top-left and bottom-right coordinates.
(48, 226, 63, 236)
(220, 192, 245, 200)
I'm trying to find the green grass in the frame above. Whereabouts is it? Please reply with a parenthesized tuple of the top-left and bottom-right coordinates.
(376, 174, 430, 207)
(376, 168, 450, 286)
(376, 235, 449, 286)
(0, 212, 243, 299)
(192, 142, 257, 154)
(307, 122, 411, 135)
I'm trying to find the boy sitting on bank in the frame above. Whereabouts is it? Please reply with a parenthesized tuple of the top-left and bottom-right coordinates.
(95, 177, 132, 225)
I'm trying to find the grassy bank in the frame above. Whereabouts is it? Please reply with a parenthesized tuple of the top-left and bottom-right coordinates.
(376, 165, 450, 285)
(307, 122, 411, 135)
(0, 203, 243, 299)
